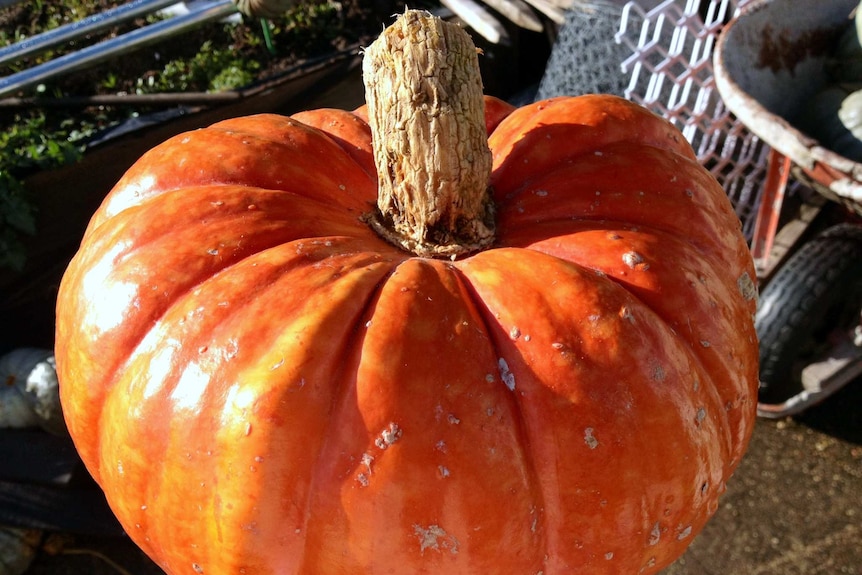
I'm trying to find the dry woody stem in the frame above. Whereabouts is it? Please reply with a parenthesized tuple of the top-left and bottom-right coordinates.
(362, 10, 496, 258)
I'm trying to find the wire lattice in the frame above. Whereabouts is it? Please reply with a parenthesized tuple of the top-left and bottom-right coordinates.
(616, 0, 768, 242)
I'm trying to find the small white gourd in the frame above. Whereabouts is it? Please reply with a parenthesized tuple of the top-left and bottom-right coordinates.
(0, 349, 66, 435)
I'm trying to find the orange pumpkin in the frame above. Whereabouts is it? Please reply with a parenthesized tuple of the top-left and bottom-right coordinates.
(55, 11, 758, 575)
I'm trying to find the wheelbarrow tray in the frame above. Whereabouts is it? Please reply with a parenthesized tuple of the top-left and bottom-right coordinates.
(713, 0, 862, 212)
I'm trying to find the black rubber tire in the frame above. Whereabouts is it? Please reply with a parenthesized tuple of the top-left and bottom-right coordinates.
(756, 223, 862, 405)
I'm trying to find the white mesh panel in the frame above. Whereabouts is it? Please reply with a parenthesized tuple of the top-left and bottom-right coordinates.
(616, 0, 769, 242)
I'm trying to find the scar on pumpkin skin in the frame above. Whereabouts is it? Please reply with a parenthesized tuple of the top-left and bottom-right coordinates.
(355, 452, 375, 487)
(413, 524, 459, 555)
(497, 357, 516, 391)
(622, 251, 650, 271)
(584, 427, 599, 449)
(375, 422, 402, 450)
(737, 271, 757, 302)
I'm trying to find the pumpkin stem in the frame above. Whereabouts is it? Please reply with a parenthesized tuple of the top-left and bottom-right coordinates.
(362, 10, 495, 258)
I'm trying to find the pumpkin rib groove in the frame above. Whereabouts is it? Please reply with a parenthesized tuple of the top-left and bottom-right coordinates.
(89, 185, 377, 259)
(96, 241, 402, 574)
(89, 119, 376, 234)
(207, 245, 401, 575)
(492, 143, 739, 268)
(488, 95, 699, 198)
(452, 256, 625, 573)
(447, 260, 556, 569)
(289, 108, 377, 180)
(454, 249, 616, 571)
(506, 236, 739, 464)
(292, 261, 405, 575)
(63, 196, 386, 437)
(84, 238, 396, 482)
(452, 246, 743, 572)
(505, 211, 737, 259)
(498, 215, 720, 270)
(205, 116, 377, 194)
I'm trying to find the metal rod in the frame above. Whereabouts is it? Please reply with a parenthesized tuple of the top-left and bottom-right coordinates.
(751, 149, 791, 277)
(0, 0, 181, 68)
(0, 1, 238, 99)
(0, 90, 244, 108)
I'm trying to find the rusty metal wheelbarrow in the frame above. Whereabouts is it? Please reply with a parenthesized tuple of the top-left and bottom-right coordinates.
(714, 0, 862, 418)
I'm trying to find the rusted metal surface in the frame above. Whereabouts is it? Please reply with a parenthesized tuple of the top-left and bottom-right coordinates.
(750, 149, 791, 276)
(714, 0, 862, 211)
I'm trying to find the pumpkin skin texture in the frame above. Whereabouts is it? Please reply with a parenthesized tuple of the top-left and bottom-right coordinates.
(55, 93, 758, 575)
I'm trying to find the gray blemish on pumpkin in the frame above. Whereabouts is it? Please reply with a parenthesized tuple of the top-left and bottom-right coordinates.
(584, 427, 598, 449)
(413, 524, 459, 555)
(648, 522, 661, 546)
(434, 404, 444, 422)
(622, 251, 649, 270)
(677, 525, 693, 540)
(509, 326, 521, 340)
(375, 423, 402, 450)
(695, 407, 706, 426)
(605, 552, 614, 560)
(738, 271, 757, 301)
(498, 358, 515, 391)
(619, 306, 635, 324)
(356, 453, 375, 487)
